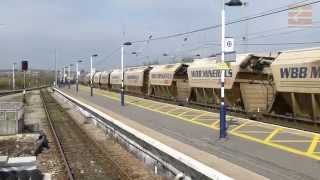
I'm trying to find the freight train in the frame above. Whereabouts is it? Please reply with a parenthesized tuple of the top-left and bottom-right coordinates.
(79, 47, 320, 124)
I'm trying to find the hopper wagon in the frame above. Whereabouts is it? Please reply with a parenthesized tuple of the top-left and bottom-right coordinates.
(270, 48, 320, 122)
(110, 69, 123, 91)
(100, 71, 110, 90)
(148, 63, 189, 102)
(93, 72, 102, 88)
(124, 66, 152, 95)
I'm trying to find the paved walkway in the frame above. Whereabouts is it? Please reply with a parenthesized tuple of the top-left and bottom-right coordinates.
(60, 86, 320, 180)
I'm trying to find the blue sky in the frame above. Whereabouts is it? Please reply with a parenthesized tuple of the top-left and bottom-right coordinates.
(0, 0, 319, 71)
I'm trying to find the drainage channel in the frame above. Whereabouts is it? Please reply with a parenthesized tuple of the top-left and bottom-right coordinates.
(53, 88, 232, 180)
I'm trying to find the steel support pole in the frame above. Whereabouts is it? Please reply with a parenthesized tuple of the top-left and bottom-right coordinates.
(23, 71, 26, 103)
(12, 63, 15, 90)
(63, 67, 66, 87)
(23, 71, 26, 89)
(219, 3, 227, 138)
(90, 56, 93, 96)
(121, 45, 125, 106)
(76, 62, 79, 93)
(68, 65, 71, 89)
(54, 50, 57, 87)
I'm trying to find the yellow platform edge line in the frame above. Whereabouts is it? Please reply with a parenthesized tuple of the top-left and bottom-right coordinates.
(177, 109, 195, 117)
(264, 128, 282, 142)
(231, 131, 320, 161)
(229, 122, 249, 133)
(307, 135, 320, 154)
(210, 120, 220, 128)
(191, 112, 209, 121)
(271, 140, 312, 143)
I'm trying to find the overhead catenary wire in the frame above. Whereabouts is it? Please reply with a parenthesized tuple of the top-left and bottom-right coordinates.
(95, 47, 121, 67)
(130, 0, 320, 44)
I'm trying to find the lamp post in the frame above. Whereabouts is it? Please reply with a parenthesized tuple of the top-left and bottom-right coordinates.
(12, 63, 16, 90)
(68, 64, 73, 89)
(121, 42, 132, 106)
(76, 60, 83, 93)
(220, 0, 243, 139)
(90, 54, 98, 96)
(63, 66, 67, 87)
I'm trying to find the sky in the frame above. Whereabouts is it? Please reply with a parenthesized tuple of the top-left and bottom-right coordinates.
(0, 0, 319, 71)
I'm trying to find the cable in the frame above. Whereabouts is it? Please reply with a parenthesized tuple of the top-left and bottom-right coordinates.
(240, 41, 320, 46)
(247, 26, 320, 41)
(95, 47, 121, 67)
(239, 0, 311, 19)
(130, 0, 319, 43)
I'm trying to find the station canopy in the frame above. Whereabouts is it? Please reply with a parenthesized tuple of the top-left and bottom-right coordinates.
(149, 63, 183, 86)
(124, 66, 149, 87)
(110, 69, 122, 85)
(271, 47, 320, 93)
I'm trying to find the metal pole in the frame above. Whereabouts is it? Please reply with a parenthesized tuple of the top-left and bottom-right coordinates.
(23, 71, 26, 103)
(23, 71, 26, 89)
(63, 67, 66, 87)
(121, 45, 125, 106)
(68, 65, 71, 89)
(220, 2, 227, 138)
(90, 56, 93, 96)
(76, 62, 79, 93)
(54, 49, 57, 87)
(12, 63, 15, 90)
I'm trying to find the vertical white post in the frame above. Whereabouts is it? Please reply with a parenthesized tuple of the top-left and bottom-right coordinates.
(68, 65, 71, 89)
(220, 1, 227, 138)
(54, 50, 57, 87)
(90, 56, 93, 86)
(90, 56, 93, 96)
(121, 45, 125, 106)
(76, 62, 79, 92)
(63, 67, 66, 84)
(12, 63, 15, 90)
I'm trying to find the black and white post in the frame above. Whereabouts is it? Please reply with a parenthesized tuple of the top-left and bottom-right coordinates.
(220, 0, 243, 139)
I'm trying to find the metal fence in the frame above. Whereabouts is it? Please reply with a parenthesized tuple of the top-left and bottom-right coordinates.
(0, 102, 24, 135)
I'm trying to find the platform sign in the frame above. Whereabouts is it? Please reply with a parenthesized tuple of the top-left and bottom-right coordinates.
(224, 37, 234, 53)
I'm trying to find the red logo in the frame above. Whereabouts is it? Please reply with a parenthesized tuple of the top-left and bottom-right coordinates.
(288, 4, 312, 27)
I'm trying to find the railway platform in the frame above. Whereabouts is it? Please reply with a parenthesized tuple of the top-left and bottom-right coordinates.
(58, 85, 320, 180)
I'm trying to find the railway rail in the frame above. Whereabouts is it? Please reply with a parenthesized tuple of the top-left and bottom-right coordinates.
(40, 89, 131, 180)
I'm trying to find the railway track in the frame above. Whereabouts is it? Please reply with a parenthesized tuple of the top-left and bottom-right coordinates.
(40, 89, 131, 180)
